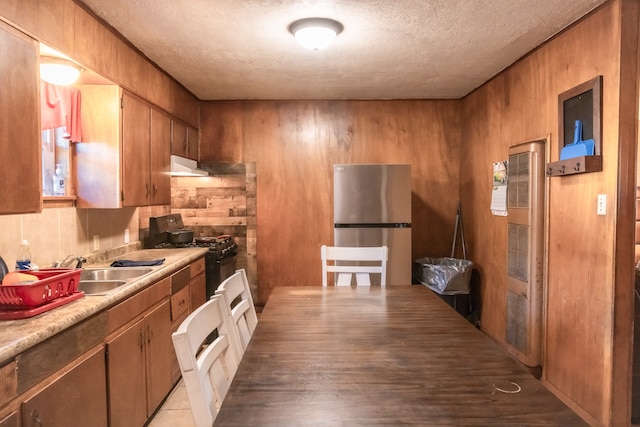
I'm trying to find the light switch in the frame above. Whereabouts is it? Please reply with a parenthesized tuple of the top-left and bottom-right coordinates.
(597, 194, 606, 215)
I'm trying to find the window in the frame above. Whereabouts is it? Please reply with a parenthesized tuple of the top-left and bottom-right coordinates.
(41, 127, 71, 197)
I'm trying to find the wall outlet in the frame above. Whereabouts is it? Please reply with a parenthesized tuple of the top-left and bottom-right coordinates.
(124, 228, 130, 244)
(597, 194, 606, 216)
(93, 234, 100, 251)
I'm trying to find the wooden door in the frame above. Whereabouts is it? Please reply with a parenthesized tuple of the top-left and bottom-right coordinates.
(0, 21, 40, 214)
(150, 108, 171, 205)
(186, 125, 199, 160)
(107, 319, 147, 427)
(121, 92, 151, 206)
(22, 347, 107, 427)
(144, 300, 173, 416)
(171, 120, 188, 157)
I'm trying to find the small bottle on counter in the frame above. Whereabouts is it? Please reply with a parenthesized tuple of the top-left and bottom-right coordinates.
(15, 240, 32, 270)
(53, 164, 65, 196)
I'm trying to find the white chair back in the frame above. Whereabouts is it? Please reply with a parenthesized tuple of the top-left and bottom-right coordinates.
(171, 295, 239, 427)
(215, 269, 258, 355)
(321, 245, 388, 286)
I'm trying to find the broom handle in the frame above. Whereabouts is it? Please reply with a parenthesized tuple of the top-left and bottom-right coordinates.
(451, 202, 468, 259)
(451, 212, 459, 258)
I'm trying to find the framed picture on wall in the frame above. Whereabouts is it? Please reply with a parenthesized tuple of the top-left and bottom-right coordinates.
(558, 75, 602, 156)
(547, 75, 603, 176)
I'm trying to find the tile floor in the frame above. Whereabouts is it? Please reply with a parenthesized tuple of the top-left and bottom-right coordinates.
(148, 380, 195, 427)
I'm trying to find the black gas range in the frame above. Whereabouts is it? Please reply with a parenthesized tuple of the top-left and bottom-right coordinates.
(147, 214, 238, 298)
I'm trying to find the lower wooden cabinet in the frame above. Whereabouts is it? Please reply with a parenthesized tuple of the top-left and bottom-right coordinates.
(107, 300, 172, 427)
(190, 258, 206, 310)
(169, 257, 206, 383)
(0, 258, 203, 427)
(21, 347, 107, 427)
(0, 412, 17, 427)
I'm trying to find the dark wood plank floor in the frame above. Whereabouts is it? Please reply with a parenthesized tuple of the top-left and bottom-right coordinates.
(214, 286, 587, 426)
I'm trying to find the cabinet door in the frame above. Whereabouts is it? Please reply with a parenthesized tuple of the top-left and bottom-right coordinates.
(171, 120, 188, 157)
(0, 412, 17, 427)
(22, 347, 107, 427)
(145, 300, 173, 416)
(186, 125, 199, 160)
(150, 109, 171, 205)
(74, 85, 122, 208)
(0, 21, 40, 214)
(107, 319, 147, 427)
(190, 272, 207, 311)
(121, 92, 151, 206)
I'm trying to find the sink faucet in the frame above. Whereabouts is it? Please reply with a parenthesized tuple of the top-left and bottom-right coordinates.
(55, 255, 87, 269)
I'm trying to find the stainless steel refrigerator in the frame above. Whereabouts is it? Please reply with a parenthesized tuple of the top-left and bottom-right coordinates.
(334, 164, 412, 285)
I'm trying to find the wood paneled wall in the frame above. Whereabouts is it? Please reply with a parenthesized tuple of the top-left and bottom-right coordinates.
(462, 1, 636, 425)
(0, 0, 198, 126)
(200, 2, 638, 424)
(200, 100, 462, 305)
(170, 164, 258, 302)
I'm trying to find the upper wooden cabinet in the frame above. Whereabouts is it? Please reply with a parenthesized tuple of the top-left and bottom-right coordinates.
(187, 125, 200, 160)
(0, 22, 41, 215)
(121, 92, 151, 206)
(75, 87, 171, 207)
(171, 120, 188, 158)
(171, 120, 200, 160)
(121, 93, 171, 206)
(150, 109, 172, 205)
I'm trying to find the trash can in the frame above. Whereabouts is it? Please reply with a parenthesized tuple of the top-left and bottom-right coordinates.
(413, 257, 473, 295)
(413, 257, 474, 317)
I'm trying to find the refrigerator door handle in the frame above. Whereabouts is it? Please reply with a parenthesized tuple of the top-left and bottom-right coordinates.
(335, 223, 411, 228)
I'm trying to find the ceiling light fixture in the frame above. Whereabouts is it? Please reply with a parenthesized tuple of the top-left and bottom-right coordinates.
(289, 18, 343, 51)
(40, 56, 83, 86)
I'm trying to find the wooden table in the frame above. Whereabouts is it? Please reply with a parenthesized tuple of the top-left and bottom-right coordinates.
(214, 286, 587, 426)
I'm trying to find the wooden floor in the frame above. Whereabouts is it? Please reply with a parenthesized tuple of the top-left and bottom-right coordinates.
(213, 286, 587, 426)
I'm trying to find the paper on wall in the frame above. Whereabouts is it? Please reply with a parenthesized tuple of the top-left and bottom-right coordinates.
(491, 161, 508, 216)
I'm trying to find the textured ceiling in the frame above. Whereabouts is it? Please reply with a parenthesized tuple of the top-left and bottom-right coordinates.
(77, 0, 608, 101)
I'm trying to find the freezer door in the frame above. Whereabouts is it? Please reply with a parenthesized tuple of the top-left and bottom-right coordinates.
(334, 227, 411, 286)
(334, 164, 411, 224)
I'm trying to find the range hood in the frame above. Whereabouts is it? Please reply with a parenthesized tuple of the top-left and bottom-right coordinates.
(170, 155, 208, 177)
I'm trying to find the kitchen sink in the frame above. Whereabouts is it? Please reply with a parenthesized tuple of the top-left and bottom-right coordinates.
(77, 267, 154, 295)
(78, 280, 127, 295)
(79, 267, 153, 282)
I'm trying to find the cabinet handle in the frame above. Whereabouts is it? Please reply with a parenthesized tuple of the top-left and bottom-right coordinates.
(145, 184, 150, 197)
(31, 410, 43, 426)
(179, 298, 186, 307)
(139, 329, 145, 350)
(147, 324, 154, 343)
(153, 183, 158, 195)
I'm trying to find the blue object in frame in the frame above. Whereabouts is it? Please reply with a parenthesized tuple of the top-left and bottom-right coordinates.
(559, 120, 595, 160)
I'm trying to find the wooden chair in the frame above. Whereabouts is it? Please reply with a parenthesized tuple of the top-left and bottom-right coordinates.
(171, 295, 239, 427)
(321, 245, 388, 286)
(215, 268, 258, 355)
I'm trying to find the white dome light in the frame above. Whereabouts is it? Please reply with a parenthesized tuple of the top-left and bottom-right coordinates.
(40, 57, 83, 86)
(289, 18, 343, 51)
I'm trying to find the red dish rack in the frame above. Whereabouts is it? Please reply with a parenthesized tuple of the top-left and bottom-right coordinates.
(0, 269, 83, 319)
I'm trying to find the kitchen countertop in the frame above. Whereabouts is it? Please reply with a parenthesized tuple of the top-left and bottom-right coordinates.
(0, 247, 208, 363)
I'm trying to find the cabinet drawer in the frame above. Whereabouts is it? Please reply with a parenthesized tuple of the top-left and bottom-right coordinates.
(189, 257, 205, 278)
(170, 266, 190, 294)
(0, 361, 17, 409)
(108, 277, 170, 334)
(170, 285, 190, 321)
